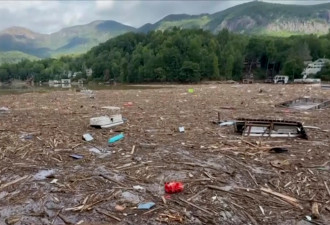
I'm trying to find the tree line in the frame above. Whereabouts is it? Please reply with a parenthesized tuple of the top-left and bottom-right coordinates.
(0, 28, 330, 83)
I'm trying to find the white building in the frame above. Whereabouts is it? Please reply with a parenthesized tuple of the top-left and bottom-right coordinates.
(302, 58, 330, 78)
(67, 71, 73, 78)
(61, 79, 71, 84)
(86, 68, 93, 77)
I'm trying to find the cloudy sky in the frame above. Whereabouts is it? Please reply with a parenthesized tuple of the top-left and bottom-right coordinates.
(0, 0, 328, 34)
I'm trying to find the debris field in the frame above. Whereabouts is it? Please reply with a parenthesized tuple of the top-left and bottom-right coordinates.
(0, 83, 330, 225)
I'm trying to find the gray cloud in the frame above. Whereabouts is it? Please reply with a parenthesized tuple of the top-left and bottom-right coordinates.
(0, 0, 328, 34)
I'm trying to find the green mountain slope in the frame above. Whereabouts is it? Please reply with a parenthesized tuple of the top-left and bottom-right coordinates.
(49, 20, 136, 55)
(0, 21, 136, 59)
(139, 14, 211, 32)
(0, 51, 39, 65)
(0, 27, 50, 58)
(0, 1, 329, 63)
(138, 2, 330, 36)
(207, 1, 330, 35)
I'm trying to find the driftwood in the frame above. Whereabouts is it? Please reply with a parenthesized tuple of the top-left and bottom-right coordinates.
(0, 175, 30, 191)
(324, 181, 330, 197)
(312, 202, 320, 218)
(99, 174, 127, 187)
(130, 145, 136, 154)
(1, 84, 330, 224)
(187, 188, 208, 201)
(179, 197, 214, 216)
(65, 190, 121, 212)
(207, 185, 248, 198)
(240, 139, 259, 148)
(95, 208, 121, 222)
(260, 187, 303, 210)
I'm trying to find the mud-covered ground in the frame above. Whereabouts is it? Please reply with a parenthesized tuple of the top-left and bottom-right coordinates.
(0, 84, 329, 225)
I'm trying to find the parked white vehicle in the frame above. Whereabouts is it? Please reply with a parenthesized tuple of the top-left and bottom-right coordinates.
(274, 75, 289, 84)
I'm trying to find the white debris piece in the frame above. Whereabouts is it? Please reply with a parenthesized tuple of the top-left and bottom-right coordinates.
(0, 107, 10, 113)
(50, 179, 58, 184)
(81, 89, 94, 98)
(90, 114, 124, 128)
(219, 121, 235, 127)
(34, 169, 55, 180)
(82, 133, 93, 141)
(133, 185, 145, 191)
(89, 147, 102, 154)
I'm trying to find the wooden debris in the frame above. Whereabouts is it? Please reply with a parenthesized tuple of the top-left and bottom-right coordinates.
(157, 213, 184, 223)
(58, 214, 74, 225)
(312, 202, 320, 218)
(99, 174, 127, 187)
(243, 211, 259, 225)
(131, 145, 136, 154)
(0, 175, 30, 191)
(324, 181, 330, 197)
(65, 190, 121, 212)
(1, 84, 330, 224)
(161, 196, 167, 205)
(179, 197, 213, 216)
(260, 187, 303, 210)
(187, 188, 208, 201)
(95, 208, 121, 222)
(143, 207, 162, 215)
(5, 215, 21, 225)
(247, 170, 258, 186)
(240, 138, 259, 148)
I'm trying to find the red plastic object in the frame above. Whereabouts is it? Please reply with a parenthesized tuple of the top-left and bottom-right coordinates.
(165, 182, 184, 194)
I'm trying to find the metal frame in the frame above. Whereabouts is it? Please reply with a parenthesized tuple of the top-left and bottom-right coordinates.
(234, 118, 308, 139)
(276, 97, 330, 110)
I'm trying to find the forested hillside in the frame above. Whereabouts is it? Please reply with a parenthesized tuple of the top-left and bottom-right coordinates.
(0, 51, 39, 65)
(1, 29, 330, 83)
(0, 1, 329, 63)
(0, 21, 136, 60)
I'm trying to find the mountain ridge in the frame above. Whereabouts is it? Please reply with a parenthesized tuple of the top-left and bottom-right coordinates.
(139, 1, 330, 34)
(0, 1, 330, 62)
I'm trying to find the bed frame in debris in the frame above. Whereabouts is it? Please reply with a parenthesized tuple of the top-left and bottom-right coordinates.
(234, 118, 308, 139)
(276, 97, 330, 110)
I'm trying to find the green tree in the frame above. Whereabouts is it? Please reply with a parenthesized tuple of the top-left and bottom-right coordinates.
(283, 58, 304, 79)
(211, 54, 220, 79)
(179, 61, 200, 83)
(265, 40, 277, 77)
(0, 68, 9, 82)
(316, 62, 330, 81)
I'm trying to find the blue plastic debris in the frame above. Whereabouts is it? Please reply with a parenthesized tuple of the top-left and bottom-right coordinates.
(137, 202, 155, 210)
(70, 154, 83, 159)
(108, 133, 124, 144)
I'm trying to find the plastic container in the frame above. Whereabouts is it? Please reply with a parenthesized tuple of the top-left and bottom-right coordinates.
(108, 133, 124, 143)
(165, 181, 184, 194)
